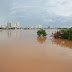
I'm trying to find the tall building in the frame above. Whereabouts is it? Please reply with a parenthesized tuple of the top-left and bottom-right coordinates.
(12, 22, 20, 28)
(17, 22, 20, 28)
(7, 22, 11, 28)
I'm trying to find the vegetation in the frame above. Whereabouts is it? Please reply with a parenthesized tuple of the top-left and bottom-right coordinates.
(53, 28, 72, 40)
(53, 31, 64, 39)
(8, 27, 15, 30)
(37, 29, 47, 37)
(17, 28, 21, 29)
(61, 28, 72, 40)
(0, 27, 5, 29)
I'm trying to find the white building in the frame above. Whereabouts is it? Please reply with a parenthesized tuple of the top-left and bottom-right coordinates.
(13, 23, 17, 28)
(1, 25, 6, 28)
(17, 22, 20, 28)
(12, 22, 20, 28)
(28, 26, 33, 29)
(35, 25, 42, 29)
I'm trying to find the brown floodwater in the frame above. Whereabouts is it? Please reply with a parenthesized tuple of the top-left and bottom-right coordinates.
(0, 29, 72, 72)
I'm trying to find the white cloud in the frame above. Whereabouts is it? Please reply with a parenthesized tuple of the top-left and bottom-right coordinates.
(10, 5, 33, 11)
(19, 16, 25, 18)
(44, 19, 55, 22)
(9, 11, 16, 15)
(45, 0, 72, 16)
(0, 0, 72, 27)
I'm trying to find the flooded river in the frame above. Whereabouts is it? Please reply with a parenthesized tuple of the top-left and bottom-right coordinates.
(0, 29, 72, 72)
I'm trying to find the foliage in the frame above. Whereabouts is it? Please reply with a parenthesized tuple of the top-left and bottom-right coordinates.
(0, 27, 5, 29)
(8, 27, 15, 30)
(53, 28, 72, 40)
(37, 29, 47, 37)
(53, 31, 64, 39)
(61, 28, 72, 40)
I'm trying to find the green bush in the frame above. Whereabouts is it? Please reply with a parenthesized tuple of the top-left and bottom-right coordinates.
(37, 29, 47, 37)
(61, 28, 72, 40)
(53, 28, 72, 40)
(0, 27, 5, 29)
(8, 27, 15, 30)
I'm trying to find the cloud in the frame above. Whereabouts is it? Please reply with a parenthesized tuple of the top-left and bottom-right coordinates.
(45, 0, 72, 16)
(8, 0, 72, 27)
(44, 19, 55, 22)
(10, 5, 33, 11)
(9, 11, 17, 15)
(0, 0, 72, 27)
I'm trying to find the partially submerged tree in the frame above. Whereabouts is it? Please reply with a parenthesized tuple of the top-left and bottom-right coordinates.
(53, 28, 72, 40)
(37, 29, 47, 37)
(61, 28, 72, 40)
(53, 31, 64, 39)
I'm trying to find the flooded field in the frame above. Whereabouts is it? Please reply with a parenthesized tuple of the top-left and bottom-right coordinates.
(0, 29, 72, 72)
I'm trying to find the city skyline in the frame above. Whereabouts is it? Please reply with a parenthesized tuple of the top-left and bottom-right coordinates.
(0, 0, 72, 28)
(0, 22, 43, 29)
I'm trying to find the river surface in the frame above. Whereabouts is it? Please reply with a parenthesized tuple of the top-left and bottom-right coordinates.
(0, 29, 72, 72)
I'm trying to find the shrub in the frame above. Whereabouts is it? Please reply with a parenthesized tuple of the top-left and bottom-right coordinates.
(0, 27, 5, 29)
(53, 31, 64, 39)
(37, 29, 47, 37)
(8, 27, 15, 30)
(53, 28, 72, 40)
(61, 28, 72, 40)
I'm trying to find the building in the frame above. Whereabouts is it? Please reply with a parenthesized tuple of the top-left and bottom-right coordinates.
(13, 23, 17, 28)
(7, 22, 11, 28)
(35, 25, 42, 29)
(12, 22, 20, 29)
(28, 26, 33, 29)
(1, 25, 6, 28)
(16, 22, 20, 28)
(48, 26, 50, 29)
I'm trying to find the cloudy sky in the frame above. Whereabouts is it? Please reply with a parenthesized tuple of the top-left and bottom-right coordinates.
(0, 0, 72, 28)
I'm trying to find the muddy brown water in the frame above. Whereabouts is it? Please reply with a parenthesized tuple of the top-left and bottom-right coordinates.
(0, 29, 72, 72)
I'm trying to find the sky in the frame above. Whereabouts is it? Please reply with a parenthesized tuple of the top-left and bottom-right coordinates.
(0, 0, 72, 28)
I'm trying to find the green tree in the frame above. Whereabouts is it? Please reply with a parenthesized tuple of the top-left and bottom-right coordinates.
(60, 28, 72, 40)
(37, 29, 47, 37)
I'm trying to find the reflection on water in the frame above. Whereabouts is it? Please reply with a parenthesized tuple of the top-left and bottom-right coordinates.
(52, 39, 72, 49)
(8, 30, 21, 38)
(0, 30, 21, 39)
(8, 30, 11, 38)
(37, 36, 47, 44)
